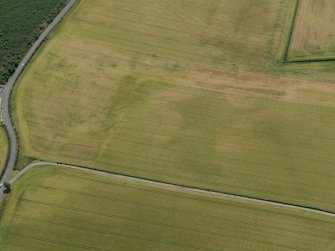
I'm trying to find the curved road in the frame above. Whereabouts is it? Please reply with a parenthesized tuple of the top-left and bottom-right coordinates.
(0, 0, 77, 198)
(9, 161, 335, 218)
(0, 0, 334, 219)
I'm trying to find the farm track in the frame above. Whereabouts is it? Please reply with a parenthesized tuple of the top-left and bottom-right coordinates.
(9, 161, 335, 218)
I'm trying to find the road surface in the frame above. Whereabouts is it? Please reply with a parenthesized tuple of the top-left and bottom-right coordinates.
(0, 0, 78, 201)
(9, 161, 335, 218)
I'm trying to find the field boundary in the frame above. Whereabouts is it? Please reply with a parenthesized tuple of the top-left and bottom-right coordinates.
(282, 0, 300, 62)
(8, 161, 335, 218)
(283, 0, 335, 64)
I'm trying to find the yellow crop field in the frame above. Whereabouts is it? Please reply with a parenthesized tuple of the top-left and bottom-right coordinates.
(289, 0, 335, 60)
(12, 0, 335, 213)
(1, 167, 335, 250)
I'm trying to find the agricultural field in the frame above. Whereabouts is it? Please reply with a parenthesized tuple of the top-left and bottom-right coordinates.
(0, 127, 8, 176)
(1, 166, 335, 251)
(0, 0, 69, 84)
(288, 0, 335, 60)
(13, 0, 335, 212)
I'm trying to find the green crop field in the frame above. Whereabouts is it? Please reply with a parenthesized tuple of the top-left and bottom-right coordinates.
(1, 0, 335, 249)
(12, 0, 335, 212)
(1, 166, 335, 251)
(0, 127, 8, 176)
(0, 0, 69, 84)
(13, 0, 335, 212)
(288, 0, 335, 60)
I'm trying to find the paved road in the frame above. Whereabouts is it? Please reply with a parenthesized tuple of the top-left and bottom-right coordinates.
(10, 161, 335, 218)
(0, 0, 77, 201)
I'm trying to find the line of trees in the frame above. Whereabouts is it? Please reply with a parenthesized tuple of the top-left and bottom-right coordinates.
(0, 0, 68, 84)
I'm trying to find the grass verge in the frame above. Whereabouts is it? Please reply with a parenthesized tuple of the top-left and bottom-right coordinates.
(0, 127, 9, 178)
